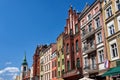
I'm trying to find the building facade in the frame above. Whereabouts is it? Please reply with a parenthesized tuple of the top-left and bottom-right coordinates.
(101, 0, 120, 79)
(62, 6, 83, 80)
(51, 49, 57, 80)
(33, 45, 47, 80)
(40, 50, 45, 80)
(79, 0, 107, 79)
(56, 33, 65, 80)
(43, 43, 56, 80)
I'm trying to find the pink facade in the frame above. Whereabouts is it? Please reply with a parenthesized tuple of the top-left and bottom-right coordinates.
(79, 0, 106, 79)
(43, 43, 56, 80)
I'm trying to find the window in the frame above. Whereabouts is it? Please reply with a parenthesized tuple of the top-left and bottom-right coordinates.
(67, 61, 70, 71)
(97, 32, 102, 43)
(41, 75, 43, 80)
(55, 60, 56, 67)
(41, 65, 43, 71)
(88, 23, 92, 32)
(119, 19, 120, 30)
(104, 0, 107, 4)
(52, 61, 54, 68)
(91, 55, 96, 69)
(98, 50, 104, 63)
(116, 0, 120, 10)
(62, 59, 64, 65)
(58, 71, 60, 77)
(88, 14, 91, 20)
(75, 24, 79, 33)
(82, 28, 86, 36)
(106, 6, 112, 18)
(70, 29, 73, 35)
(52, 71, 54, 78)
(55, 70, 57, 77)
(76, 58, 80, 68)
(90, 40, 94, 48)
(111, 43, 118, 58)
(109, 24, 115, 35)
(62, 69, 64, 74)
(58, 52, 60, 57)
(95, 17, 100, 28)
(76, 40, 79, 52)
(84, 57, 88, 67)
(66, 44, 69, 54)
(58, 61, 60, 67)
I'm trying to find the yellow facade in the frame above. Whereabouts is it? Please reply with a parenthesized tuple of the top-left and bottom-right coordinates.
(56, 33, 64, 80)
(102, 0, 120, 67)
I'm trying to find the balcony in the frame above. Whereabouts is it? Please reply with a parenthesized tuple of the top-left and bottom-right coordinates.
(82, 41, 96, 54)
(82, 28, 95, 40)
(84, 64, 98, 73)
(62, 69, 81, 78)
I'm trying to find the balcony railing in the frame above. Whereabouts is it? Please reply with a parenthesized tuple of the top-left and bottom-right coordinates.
(62, 69, 81, 78)
(84, 64, 98, 73)
(82, 28, 95, 40)
(82, 41, 96, 54)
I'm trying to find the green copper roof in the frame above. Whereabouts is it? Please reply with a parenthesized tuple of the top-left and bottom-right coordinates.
(22, 53, 28, 65)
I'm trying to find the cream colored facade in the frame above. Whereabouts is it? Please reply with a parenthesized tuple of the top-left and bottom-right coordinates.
(102, 0, 120, 67)
(40, 52, 44, 80)
(57, 33, 64, 80)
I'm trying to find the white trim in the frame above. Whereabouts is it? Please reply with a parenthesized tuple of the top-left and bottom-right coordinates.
(107, 20, 115, 36)
(117, 15, 120, 30)
(109, 39, 119, 61)
(97, 47, 104, 63)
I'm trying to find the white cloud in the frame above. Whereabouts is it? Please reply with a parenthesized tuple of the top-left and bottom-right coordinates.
(0, 67, 19, 80)
(12, 73, 17, 80)
(0, 67, 19, 74)
(5, 62, 12, 65)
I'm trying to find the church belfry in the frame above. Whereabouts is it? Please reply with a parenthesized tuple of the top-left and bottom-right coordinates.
(20, 53, 28, 80)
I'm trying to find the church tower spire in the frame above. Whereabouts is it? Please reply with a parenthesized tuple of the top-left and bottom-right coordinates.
(20, 52, 28, 80)
(22, 53, 28, 65)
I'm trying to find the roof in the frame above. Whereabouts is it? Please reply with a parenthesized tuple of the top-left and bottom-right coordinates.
(22, 53, 28, 65)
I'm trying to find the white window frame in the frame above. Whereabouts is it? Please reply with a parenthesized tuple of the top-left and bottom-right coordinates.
(87, 13, 91, 20)
(106, 6, 112, 19)
(95, 17, 101, 29)
(107, 20, 115, 36)
(97, 32, 102, 44)
(115, 0, 120, 11)
(104, 0, 107, 5)
(117, 16, 120, 30)
(97, 48, 104, 63)
(109, 39, 119, 61)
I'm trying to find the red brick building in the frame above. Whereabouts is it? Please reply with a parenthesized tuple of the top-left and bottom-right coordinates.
(62, 6, 83, 80)
(33, 45, 47, 80)
(51, 46, 57, 80)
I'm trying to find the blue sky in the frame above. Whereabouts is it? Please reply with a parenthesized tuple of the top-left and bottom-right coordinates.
(0, 0, 94, 79)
